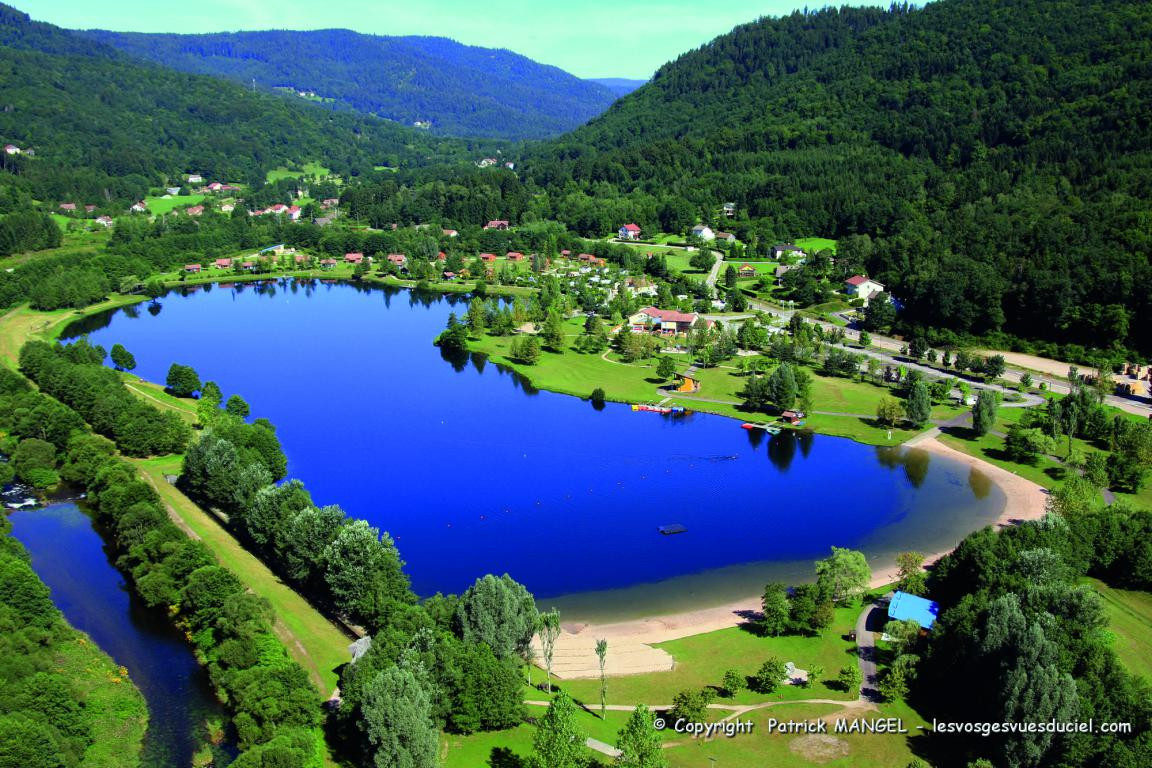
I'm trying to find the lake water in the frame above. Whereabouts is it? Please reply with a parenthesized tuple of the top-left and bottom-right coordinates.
(9, 502, 231, 767)
(69, 280, 1004, 621)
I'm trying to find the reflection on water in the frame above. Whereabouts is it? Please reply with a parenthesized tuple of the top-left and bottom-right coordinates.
(68, 281, 1007, 620)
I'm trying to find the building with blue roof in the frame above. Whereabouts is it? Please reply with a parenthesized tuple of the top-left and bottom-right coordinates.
(887, 590, 939, 630)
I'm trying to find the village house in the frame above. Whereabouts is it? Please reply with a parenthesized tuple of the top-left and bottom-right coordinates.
(436, 252, 447, 261)
(206, 182, 224, 192)
(722, 202, 736, 217)
(184, 264, 202, 273)
(484, 220, 510, 230)
(84, 204, 97, 213)
(321, 198, 340, 208)
(442, 228, 458, 237)
(843, 275, 885, 305)
(775, 264, 798, 281)
(320, 258, 337, 269)
(240, 261, 256, 271)
(715, 232, 736, 243)
(94, 216, 114, 227)
(771, 242, 805, 260)
(213, 258, 232, 269)
(187, 174, 203, 184)
(3, 144, 22, 155)
(220, 203, 235, 213)
(185, 205, 205, 216)
(628, 306, 702, 334)
(387, 254, 407, 268)
(506, 251, 525, 261)
(165, 187, 182, 196)
(781, 410, 805, 425)
(59, 202, 77, 211)
(479, 253, 498, 263)
(130, 201, 148, 213)
(690, 224, 715, 241)
(344, 252, 365, 264)
(442, 270, 456, 279)
(618, 223, 642, 240)
(738, 263, 757, 278)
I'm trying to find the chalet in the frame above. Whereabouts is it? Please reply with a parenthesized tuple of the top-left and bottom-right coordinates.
(221, 203, 235, 213)
(59, 202, 77, 211)
(344, 252, 365, 264)
(843, 275, 885, 305)
(165, 187, 182, 196)
(561, 249, 571, 257)
(184, 264, 202, 273)
(287, 205, 302, 221)
(187, 174, 203, 184)
(436, 252, 447, 261)
(321, 198, 340, 208)
(240, 261, 256, 271)
(771, 242, 805, 260)
(506, 251, 525, 261)
(479, 253, 497, 263)
(887, 591, 939, 631)
(186, 205, 205, 216)
(130, 201, 148, 213)
(206, 182, 224, 192)
(618, 223, 642, 240)
(387, 254, 407, 267)
(781, 410, 805, 425)
(628, 306, 701, 334)
(3, 144, 22, 155)
(442, 229, 458, 237)
(577, 253, 595, 262)
(504, 162, 515, 170)
(213, 258, 232, 269)
(442, 271, 456, 279)
(722, 202, 736, 217)
(94, 216, 114, 227)
(690, 225, 715, 241)
(484, 220, 510, 230)
(320, 259, 337, 269)
(716, 232, 736, 243)
(738, 263, 757, 278)
(84, 204, 97, 213)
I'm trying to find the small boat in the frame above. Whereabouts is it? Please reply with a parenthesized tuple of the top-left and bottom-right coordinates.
(658, 523, 687, 535)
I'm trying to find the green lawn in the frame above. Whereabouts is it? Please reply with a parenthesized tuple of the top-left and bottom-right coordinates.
(794, 237, 838, 254)
(1091, 578, 1152, 683)
(266, 163, 332, 183)
(144, 193, 206, 215)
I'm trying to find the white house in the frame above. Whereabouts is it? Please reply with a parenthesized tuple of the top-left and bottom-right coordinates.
(722, 202, 736, 217)
(187, 173, 203, 184)
(771, 242, 805, 260)
(130, 201, 148, 213)
(843, 275, 885, 305)
(690, 225, 715, 241)
(3, 144, 22, 155)
(618, 223, 641, 240)
(715, 232, 736, 243)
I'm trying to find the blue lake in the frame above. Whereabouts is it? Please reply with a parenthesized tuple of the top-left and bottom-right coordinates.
(9, 502, 231, 767)
(69, 281, 1004, 620)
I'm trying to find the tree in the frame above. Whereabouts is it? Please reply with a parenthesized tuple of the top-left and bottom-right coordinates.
(595, 638, 608, 718)
(858, 330, 871, 348)
(322, 520, 412, 630)
(530, 691, 585, 768)
(815, 547, 870, 606)
(752, 657, 786, 694)
(788, 583, 833, 635)
(862, 294, 895, 331)
(510, 336, 541, 365)
(360, 665, 439, 768)
(895, 552, 927, 596)
(804, 664, 824, 689)
(689, 249, 714, 271)
(655, 355, 677, 381)
(455, 574, 538, 660)
(1004, 424, 1053, 464)
(883, 619, 923, 653)
(669, 687, 715, 724)
(876, 396, 904, 427)
(724, 264, 737, 288)
(537, 609, 561, 693)
(982, 354, 1006, 380)
(165, 363, 201, 397)
(971, 390, 998, 436)
(837, 664, 862, 695)
(1020, 372, 1033, 389)
(437, 312, 469, 353)
(722, 668, 745, 697)
(616, 705, 667, 768)
(540, 311, 565, 352)
(760, 582, 790, 636)
(110, 343, 136, 371)
(766, 363, 798, 411)
(225, 394, 250, 419)
(905, 380, 931, 427)
(590, 387, 606, 406)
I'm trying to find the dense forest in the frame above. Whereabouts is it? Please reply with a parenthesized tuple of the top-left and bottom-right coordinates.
(0, 5, 486, 206)
(79, 29, 619, 141)
(521, 0, 1152, 354)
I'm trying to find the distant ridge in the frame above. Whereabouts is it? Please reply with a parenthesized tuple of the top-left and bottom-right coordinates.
(78, 28, 620, 140)
(586, 78, 647, 96)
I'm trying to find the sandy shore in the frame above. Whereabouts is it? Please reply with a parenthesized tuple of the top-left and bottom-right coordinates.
(564, 436, 1049, 647)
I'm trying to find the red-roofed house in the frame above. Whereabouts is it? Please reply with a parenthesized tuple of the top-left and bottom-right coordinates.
(480, 253, 497, 262)
(214, 258, 232, 269)
(436, 251, 447, 261)
(442, 229, 458, 237)
(84, 204, 97, 213)
(618, 223, 642, 240)
(344, 252, 365, 264)
(387, 254, 407, 267)
(206, 182, 224, 192)
(59, 202, 77, 211)
(843, 275, 885, 305)
(484, 220, 509, 230)
(561, 249, 571, 257)
(241, 261, 256, 271)
(577, 253, 594, 262)
(94, 216, 114, 227)
(716, 232, 736, 243)
(320, 258, 337, 269)
(184, 264, 202, 273)
(321, 198, 340, 208)
(287, 205, 302, 221)
(130, 201, 148, 213)
(506, 251, 524, 261)
(738, 263, 756, 278)
(628, 307, 701, 334)
(442, 271, 456, 280)
(186, 205, 205, 216)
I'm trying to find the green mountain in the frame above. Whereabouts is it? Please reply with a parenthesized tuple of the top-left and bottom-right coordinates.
(77, 29, 618, 140)
(525, 0, 1152, 353)
(0, 4, 476, 206)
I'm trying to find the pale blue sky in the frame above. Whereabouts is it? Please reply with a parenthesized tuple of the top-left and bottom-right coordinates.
(25, 0, 846, 79)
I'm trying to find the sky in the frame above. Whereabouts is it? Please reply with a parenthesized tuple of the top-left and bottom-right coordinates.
(25, 0, 827, 79)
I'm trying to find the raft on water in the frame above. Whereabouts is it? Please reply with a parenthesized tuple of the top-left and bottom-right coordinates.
(658, 524, 688, 535)
(633, 404, 687, 415)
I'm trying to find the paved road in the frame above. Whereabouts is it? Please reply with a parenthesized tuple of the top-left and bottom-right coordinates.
(855, 604, 881, 702)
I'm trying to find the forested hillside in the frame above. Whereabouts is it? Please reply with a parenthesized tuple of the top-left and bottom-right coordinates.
(78, 29, 618, 140)
(0, 5, 475, 206)
(524, 0, 1152, 354)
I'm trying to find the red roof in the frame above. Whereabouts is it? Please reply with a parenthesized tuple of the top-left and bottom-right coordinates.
(59, 203, 76, 210)
(638, 306, 698, 324)
(185, 264, 201, 270)
(506, 251, 524, 260)
(214, 258, 232, 268)
(345, 252, 364, 262)
(480, 253, 497, 261)
(320, 258, 337, 265)
(621, 223, 641, 232)
(436, 251, 447, 261)
(484, 220, 509, 229)
(845, 275, 869, 286)
(387, 254, 406, 264)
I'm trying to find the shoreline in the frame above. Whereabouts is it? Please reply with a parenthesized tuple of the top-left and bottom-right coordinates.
(561, 436, 1049, 646)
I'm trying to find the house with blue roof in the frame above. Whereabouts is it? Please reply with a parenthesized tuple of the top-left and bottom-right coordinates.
(887, 590, 939, 630)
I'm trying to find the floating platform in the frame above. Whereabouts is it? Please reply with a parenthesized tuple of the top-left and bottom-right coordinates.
(633, 404, 687, 415)
(658, 523, 687, 535)
(741, 423, 781, 435)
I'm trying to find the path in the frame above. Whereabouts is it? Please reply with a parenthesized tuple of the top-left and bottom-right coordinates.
(855, 604, 880, 702)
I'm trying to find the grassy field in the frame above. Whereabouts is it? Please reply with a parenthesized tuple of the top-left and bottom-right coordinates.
(144, 194, 206, 215)
(1091, 578, 1152, 682)
(0, 227, 110, 270)
(132, 456, 353, 695)
(794, 237, 838, 254)
(266, 163, 332, 183)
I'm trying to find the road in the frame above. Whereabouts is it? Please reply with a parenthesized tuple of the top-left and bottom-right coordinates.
(855, 603, 881, 702)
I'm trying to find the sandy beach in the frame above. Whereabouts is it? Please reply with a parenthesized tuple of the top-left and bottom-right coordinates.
(562, 436, 1049, 651)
